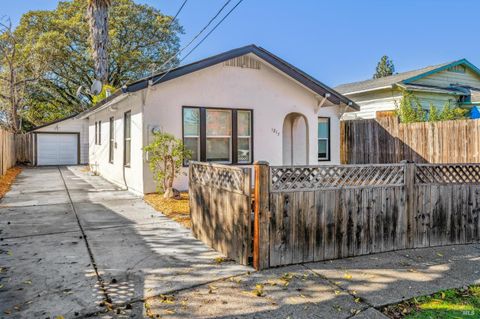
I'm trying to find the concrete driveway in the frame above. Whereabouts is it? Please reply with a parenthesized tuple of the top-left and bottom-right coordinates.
(0, 166, 250, 318)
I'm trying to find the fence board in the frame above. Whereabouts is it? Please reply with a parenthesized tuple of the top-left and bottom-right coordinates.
(189, 162, 251, 266)
(254, 163, 480, 269)
(341, 117, 480, 164)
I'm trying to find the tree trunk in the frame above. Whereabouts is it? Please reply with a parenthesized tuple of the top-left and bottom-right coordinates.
(87, 0, 110, 84)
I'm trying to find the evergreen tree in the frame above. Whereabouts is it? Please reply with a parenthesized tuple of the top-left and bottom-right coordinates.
(373, 55, 395, 79)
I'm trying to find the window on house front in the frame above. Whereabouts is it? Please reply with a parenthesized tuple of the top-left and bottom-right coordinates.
(109, 117, 114, 163)
(237, 110, 252, 163)
(318, 117, 330, 161)
(206, 109, 232, 162)
(95, 122, 98, 144)
(124, 111, 131, 166)
(98, 120, 101, 145)
(183, 108, 200, 163)
(182, 107, 253, 165)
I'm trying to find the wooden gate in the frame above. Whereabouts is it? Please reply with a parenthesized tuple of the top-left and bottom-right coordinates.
(189, 162, 252, 265)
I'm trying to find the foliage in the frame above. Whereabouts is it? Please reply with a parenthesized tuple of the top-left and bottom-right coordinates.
(396, 91, 426, 123)
(429, 102, 469, 122)
(92, 84, 116, 105)
(383, 285, 480, 319)
(143, 132, 191, 198)
(373, 55, 395, 79)
(0, 19, 46, 132)
(10, 0, 183, 125)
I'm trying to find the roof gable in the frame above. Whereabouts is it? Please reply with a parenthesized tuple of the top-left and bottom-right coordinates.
(335, 59, 480, 95)
(79, 45, 358, 118)
(402, 59, 480, 85)
(126, 45, 356, 108)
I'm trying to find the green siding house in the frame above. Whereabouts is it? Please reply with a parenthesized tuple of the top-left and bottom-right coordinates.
(335, 59, 480, 120)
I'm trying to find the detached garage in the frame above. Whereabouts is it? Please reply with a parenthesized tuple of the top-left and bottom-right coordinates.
(31, 115, 89, 166)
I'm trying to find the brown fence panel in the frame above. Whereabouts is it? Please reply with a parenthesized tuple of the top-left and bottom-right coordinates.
(15, 133, 34, 165)
(0, 128, 16, 176)
(341, 117, 480, 164)
(254, 162, 480, 270)
(189, 162, 252, 265)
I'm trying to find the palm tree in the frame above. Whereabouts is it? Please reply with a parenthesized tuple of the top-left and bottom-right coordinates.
(87, 0, 111, 85)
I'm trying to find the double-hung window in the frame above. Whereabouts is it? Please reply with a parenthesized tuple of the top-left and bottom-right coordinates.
(109, 117, 114, 163)
(182, 107, 253, 165)
(98, 121, 101, 145)
(206, 109, 232, 162)
(183, 108, 200, 162)
(318, 117, 330, 161)
(237, 111, 252, 163)
(124, 111, 131, 166)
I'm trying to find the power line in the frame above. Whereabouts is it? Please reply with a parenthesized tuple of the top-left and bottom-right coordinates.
(150, 0, 234, 85)
(168, 0, 189, 29)
(151, 0, 245, 86)
(180, 0, 244, 64)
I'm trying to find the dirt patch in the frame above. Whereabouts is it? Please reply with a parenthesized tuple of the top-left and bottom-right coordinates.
(0, 167, 21, 199)
(144, 192, 191, 228)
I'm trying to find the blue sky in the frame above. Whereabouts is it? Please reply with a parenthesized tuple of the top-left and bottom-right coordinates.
(2, 0, 479, 86)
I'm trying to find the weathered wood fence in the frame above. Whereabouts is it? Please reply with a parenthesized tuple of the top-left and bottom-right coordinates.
(189, 162, 252, 265)
(253, 162, 480, 270)
(15, 133, 34, 165)
(0, 129, 34, 176)
(189, 161, 480, 270)
(341, 116, 480, 164)
(0, 128, 16, 175)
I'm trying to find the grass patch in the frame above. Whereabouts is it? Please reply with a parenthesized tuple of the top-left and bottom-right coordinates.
(383, 285, 480, 318)
(0, 166, 21, 200)
(144, 192, 191, 228)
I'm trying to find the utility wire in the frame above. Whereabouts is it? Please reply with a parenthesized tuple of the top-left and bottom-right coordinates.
(151, 0, 245, 86)
(180, 0, 244, 64)
(151, 0, 234, 85)
(168, 0, 189, 29)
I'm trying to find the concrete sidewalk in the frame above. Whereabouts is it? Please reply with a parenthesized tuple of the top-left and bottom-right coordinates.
(0, 167, 250, 318)
(146, 244, 480, 319)
(1, 167, 479, 318)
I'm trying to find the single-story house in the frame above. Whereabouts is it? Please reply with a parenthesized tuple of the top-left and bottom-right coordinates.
(30, 114, 89, 166)
(35, 45, 357, 194)
(335, 59, 480, 120)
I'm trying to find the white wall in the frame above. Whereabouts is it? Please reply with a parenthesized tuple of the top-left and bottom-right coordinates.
(34, 117, 89, 164)
(141, 55, 344, 193)
(88, 94, 145, 194)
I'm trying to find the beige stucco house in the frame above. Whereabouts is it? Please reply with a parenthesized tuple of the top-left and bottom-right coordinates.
(336, 59, 480, 120)
(73, 45, 357, 194)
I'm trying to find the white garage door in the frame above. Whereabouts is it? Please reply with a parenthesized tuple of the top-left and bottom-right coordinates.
(37, 133, 78, 166)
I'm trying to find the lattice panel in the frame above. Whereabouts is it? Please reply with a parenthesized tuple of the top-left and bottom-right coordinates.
(190, 162, 247, 194)
(270, 165, 405, 192)
(416, 164, 480, 184)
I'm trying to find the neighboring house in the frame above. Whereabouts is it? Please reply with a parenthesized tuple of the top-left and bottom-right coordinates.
(77, 45, 358, 194)
(30, 114, 89, 166)
(335, 59, 480, 120)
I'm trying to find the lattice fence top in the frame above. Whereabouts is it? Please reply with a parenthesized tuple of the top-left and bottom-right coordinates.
(190, 162, 249, 195)
(416, 164, 480, 184)
(270, 164, 405, 192)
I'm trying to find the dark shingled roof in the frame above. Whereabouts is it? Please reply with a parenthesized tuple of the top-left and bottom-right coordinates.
(334, 61, 453, 94)
(78, 44, 359, 118)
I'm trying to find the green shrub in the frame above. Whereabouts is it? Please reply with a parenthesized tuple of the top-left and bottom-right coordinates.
(143, 132, 191, 198)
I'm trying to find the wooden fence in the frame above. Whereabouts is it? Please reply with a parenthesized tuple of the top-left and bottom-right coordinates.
(189, 162, 252, 265)
(340, 116, 480, 164)
(0, 128, 16, 175)
(0, 130, 34, 176)
(253, 162, 480, 270)
(15, 133, 34, 165)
